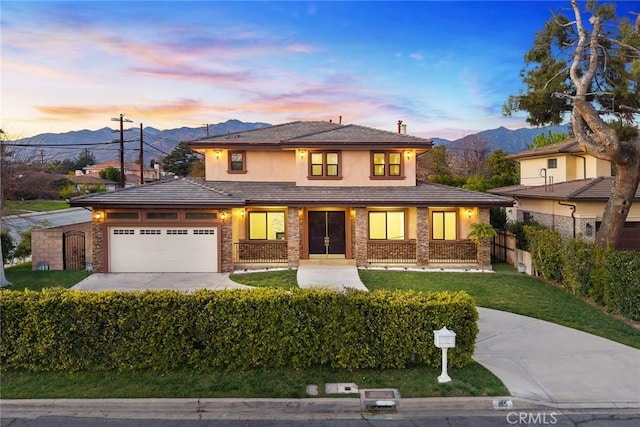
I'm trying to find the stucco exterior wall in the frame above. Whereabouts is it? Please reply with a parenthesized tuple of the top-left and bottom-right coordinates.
(205, 150, 295, 182)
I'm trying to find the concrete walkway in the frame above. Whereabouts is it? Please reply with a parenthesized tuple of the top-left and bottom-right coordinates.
(72, 273, 250, 292)
(297, 261, 368, 291)
(475, 307, 640, 408)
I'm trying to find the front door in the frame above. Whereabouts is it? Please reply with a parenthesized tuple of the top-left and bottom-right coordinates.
(308, 211, 346, 255)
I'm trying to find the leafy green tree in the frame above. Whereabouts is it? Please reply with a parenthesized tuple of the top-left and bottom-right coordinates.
(462, 175, 491, 192)
(417, 145, 450, 181)
(162, 142, 198, 176)
(14, 228, 36, 261)
(99, 166, 121, 182)
(1, 230, 14, 265)
(484, 149, 519, 188)
(73, 149, 96, 170)
(528, 131, 570, 149)
(504, 0, 640, 248)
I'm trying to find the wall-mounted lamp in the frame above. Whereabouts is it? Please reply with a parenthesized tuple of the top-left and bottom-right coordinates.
(466, 209, 473, 219)
(585, 223, 593, 236)
(240, 209, 245, 218)
(215, 150, 221, 160)
(220, 212, 227, 221)
(350, 208, 356, 219)
(300, 150, 306, 159)
(93, 211, 104, 221)
(298, 208, 304, 218)
(405, 151, 412, 160)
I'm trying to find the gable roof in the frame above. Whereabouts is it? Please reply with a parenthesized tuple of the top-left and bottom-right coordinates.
(188, 121, 433, 151)
(508, 139, 583, 161)
(70, 178, 513, 208)
(488, 177, 640, 201)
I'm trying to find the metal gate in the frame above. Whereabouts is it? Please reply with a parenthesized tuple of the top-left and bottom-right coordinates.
(63, 230, 86, 270)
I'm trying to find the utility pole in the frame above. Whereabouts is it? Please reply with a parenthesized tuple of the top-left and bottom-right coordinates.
(204, 123, 209, 137)
(111, 114, 133, 188)
(139, 123, 144, 185)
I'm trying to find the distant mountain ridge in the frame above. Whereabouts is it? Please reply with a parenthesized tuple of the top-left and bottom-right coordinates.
(12, 120, 570, 163)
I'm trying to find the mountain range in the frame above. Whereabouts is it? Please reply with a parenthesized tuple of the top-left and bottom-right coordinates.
(9, 119, 570, 163)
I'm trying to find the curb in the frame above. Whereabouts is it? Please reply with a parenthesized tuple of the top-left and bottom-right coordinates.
(2, 397, 638, 420)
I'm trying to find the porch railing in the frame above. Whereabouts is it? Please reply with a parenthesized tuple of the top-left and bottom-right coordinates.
(234, 241, 288, 263)
(429, 240, 477, 263)
(367, 240, 417, 264)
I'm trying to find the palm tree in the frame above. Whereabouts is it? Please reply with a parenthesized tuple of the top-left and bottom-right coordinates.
(467, 222, 497, 272)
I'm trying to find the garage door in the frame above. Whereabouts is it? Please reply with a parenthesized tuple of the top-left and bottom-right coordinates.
(109, 227, 218, 272)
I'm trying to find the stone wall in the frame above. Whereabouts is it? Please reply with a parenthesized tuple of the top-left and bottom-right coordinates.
(416, 207, 429, 265)
(287, 207, 300, 267)
(220, 209, 234, 273)
(354, 207, 368, 267)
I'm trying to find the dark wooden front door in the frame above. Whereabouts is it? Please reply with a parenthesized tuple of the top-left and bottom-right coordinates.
(308, 211, 346, 255)
(63, 230, 86, 270)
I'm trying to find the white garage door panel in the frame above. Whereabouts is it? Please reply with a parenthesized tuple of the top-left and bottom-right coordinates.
(110, 227, 218, 272)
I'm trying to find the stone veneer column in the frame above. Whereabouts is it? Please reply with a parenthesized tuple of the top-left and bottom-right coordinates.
(477, 208, 491, 269)
(416, 207, 429, 266)
(220, 209, 234, 273)
(91, 221, 104, 272)
(354, 207, 368, 267)
(287, 207, 300, 267)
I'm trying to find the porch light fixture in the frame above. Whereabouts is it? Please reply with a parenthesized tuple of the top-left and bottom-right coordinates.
(405, 151, 412, 160)
(466, 209, 473, 219)
(298, 208, 304, 218)
(241, 209, 245, 218)
(93, 211, 104, 221)
(585, 223, 593, 236)
(300, 150, 306, 159)
(220, 212, 227, 221)
(215, 150, 221, 159)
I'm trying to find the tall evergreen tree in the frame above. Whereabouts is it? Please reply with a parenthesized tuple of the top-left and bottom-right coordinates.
(162, 142, 198, 177)
(504, 0, 640, 248)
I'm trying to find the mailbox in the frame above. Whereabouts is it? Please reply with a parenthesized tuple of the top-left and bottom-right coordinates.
(433, 327, 456, 348)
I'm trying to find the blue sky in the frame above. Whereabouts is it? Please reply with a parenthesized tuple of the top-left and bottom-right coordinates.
(1, 1, 636, 139)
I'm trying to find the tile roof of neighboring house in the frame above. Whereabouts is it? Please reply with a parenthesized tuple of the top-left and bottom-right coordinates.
(188, 121, 433, 150)
(70, 178, 513, 208)
(83, 161, 158, 172)
(508, 139, 583, 160)
(488, 177, 640, 201)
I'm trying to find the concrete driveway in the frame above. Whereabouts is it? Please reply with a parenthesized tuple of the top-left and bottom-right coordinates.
(72, 273, 250, 292)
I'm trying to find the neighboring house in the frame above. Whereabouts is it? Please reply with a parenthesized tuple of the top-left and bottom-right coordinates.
(70, 121, 512, 273)
(489, 139, 640, 251)
(68, 174, 118, 192)
(82, 161, 161, 186)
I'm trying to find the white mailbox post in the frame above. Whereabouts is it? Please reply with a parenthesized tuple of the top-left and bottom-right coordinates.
(433, 327, 456, 383)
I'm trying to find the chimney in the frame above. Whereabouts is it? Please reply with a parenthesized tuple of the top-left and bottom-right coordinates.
(397, 120, 403, 134)
(339, 115, 342, 124)
(401, 124, 407, 134)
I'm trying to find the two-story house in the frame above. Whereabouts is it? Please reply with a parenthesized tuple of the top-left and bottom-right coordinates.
(70, 121, 512, 273)
(83, 161, 161, 186)
(489, 139, 640, 251)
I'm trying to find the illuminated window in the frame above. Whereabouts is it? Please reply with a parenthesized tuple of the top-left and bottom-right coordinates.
(248, 211, 285, 240)
(432, 211, 457, 240)
(309, 151, 341, 178)
(228, 151, 246, 173)
(368, 211, 405, 240)
(371, 151, 402, 178)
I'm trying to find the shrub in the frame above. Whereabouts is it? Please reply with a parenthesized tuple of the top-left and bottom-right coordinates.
(0, 288, 478, 372)
(524, 225, 563, 282)
(1, 230, 14, 264)
(593, 249, 640, 321)
(561, 237, 597, 296)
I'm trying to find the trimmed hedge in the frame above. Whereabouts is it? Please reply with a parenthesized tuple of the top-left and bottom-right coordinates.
(592, 249, 640, 321)
(0, 288, 478, 372)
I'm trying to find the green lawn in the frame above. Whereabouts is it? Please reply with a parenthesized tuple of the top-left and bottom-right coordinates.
(1, 363, 506, 399)
(3, 262, 92, 291)
(230, 269, 298, 289)
(3, 200, 69, 216)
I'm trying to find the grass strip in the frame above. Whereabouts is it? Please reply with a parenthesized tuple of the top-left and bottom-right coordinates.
(1, 363, 507, 399)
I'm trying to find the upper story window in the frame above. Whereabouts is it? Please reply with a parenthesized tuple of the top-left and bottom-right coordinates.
(547, 158, 558, 169)
(228, 151, 246, 173)
(309, 151, 341, 179)
(432, 211, 457, 240)
(371, 151, 402, 178)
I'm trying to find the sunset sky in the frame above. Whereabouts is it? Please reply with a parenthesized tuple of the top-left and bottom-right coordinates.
(1, 1, 636, 140)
